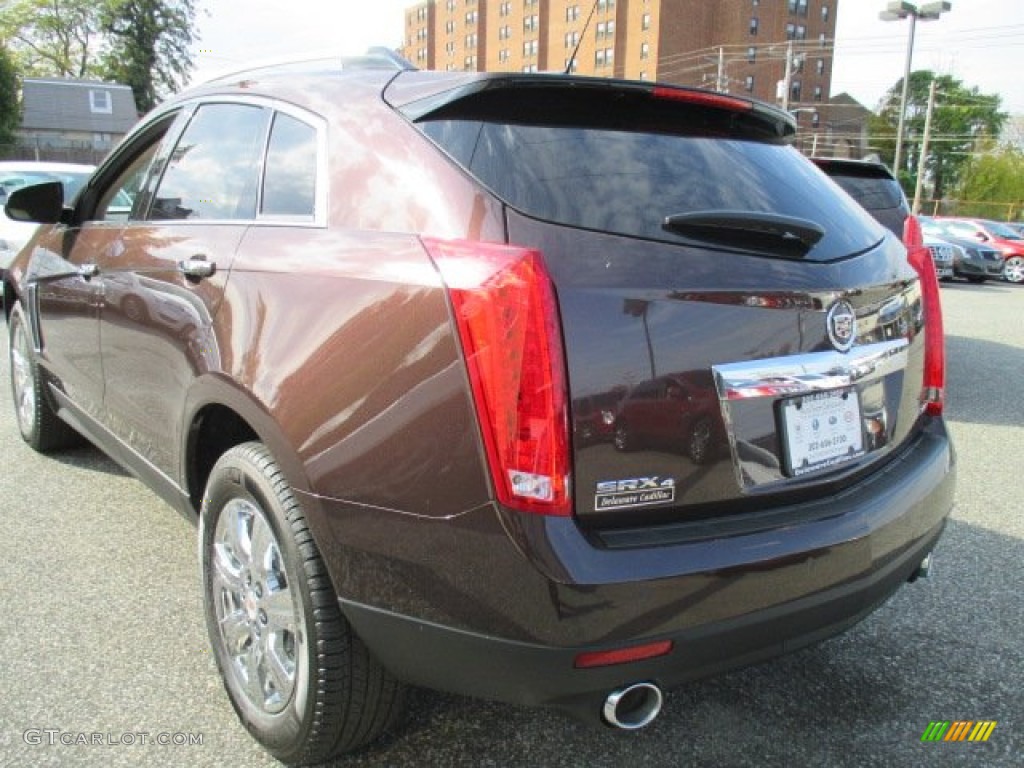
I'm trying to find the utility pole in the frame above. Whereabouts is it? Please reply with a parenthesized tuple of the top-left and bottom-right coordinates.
(716, 47, 725, 92)
(781, 41, 794, 110)
(912, 79, 937, 215)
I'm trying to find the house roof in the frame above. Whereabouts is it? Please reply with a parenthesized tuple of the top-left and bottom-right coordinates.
(21, 78, 139, 134)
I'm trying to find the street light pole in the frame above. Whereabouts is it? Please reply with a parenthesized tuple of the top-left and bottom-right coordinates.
(912, 79, 938, 215)
(879, 2, 951, 177)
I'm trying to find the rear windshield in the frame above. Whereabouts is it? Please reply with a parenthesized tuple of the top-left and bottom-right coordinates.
(416, 93, 885, 261)
(825, 173, 905, 212)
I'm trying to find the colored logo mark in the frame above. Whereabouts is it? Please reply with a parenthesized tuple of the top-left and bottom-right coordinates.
(921, 720, 997, 742)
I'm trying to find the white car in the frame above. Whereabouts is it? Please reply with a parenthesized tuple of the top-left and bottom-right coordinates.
(0, 161, 95, 272)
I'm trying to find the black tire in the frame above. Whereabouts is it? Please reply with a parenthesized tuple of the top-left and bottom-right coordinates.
(200, 442, 404, 765)
(8, 300, 81, 452)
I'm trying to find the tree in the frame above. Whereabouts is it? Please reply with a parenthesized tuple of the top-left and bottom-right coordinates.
(955, 145, 1024, 220)
(0, 0, 106, 78)
(0, 45, 19, 153)
(101, 0, 197, 114)
(869, 71, 1006, 200)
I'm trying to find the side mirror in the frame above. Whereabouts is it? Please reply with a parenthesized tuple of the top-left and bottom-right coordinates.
(4, 181, 64, 224)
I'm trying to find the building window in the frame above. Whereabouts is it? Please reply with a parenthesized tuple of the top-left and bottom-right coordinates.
(811, 111, 820, 128)
(565, 31, 580, 48)
(567, 4, 579, 22)
(786, 22, 795, 39)
(639, 71, 648, 80)
(446, 0, 456, 9)
(523, 39, 538, 56)
(524, 14, 538, 31)
(790, 80, 802, 102)
(822, 5, 829, 22)
(465, 10, 477, 25)
(445, 20, 455, 33)
(499, 25, 511, 40)
(813, 85, 823, 101)
(816, 58, 825, 75)
(745, 75, 754, 92)
(819, 33, 827, 47)
(499, 49, 509, 63)
(90, 90, 112, 114)
(464, 55, 477, 69)
(465, 33, 477, 47)
(747, 46, 756, 62)
(750, 17, 758, 35)
(788, 0, 808, 15)
(796, 24, 806, 40)
(499, 1, 511, 15)
(641, 42, 650, 59)
(642, 13, 651, 30)
(523, 0, 538, 7)
(446, 41, 455, 53)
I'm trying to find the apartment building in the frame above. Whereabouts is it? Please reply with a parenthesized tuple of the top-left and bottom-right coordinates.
(402, 0, 838, 130)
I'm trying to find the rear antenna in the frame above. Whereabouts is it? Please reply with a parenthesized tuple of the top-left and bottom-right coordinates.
(566, 0, 600, 75)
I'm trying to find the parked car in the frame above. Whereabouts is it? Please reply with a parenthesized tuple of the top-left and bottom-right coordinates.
(811, 157, 908, 238)
(0, 162, 95, 275)
(3, 60, 955, 765)
(934, 217, 1024, 284)
(919, 216, 1005, 283)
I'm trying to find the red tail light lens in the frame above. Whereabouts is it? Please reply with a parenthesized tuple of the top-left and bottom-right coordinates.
(651, 86, 753, 113)
(903, 215, 945, 415)
(424, 237, 571, 516)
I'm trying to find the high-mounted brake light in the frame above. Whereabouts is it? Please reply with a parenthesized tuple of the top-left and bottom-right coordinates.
(424, 237, 571, 516)
(903, 215, 945, 415)
(651, 86, 753, 113)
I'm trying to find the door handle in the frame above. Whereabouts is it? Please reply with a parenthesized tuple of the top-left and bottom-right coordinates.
(79, 263, 100, 279)
(178, 256, 216, 280)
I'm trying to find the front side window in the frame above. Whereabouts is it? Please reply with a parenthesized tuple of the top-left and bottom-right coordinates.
(150, 103, 269, 221)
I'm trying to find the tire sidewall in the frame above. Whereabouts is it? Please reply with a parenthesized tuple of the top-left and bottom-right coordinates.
(199, 446, 318, 759)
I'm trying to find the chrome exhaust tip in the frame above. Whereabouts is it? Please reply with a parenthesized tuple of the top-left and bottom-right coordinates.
(908, 552, 933, 583)
(602, 682, 663, 730)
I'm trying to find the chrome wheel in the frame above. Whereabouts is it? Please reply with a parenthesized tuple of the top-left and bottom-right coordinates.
(1003, 255, 1024, 284)
(10, 316, 36, 435)
(212, 498, 302, 715)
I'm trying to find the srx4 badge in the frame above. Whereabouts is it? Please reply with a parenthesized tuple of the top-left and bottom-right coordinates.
(595, 477, 676, 511)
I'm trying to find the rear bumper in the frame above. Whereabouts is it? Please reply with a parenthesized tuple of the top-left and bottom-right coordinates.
(302, 417, 954, 721)
(343, 517, 942, 722)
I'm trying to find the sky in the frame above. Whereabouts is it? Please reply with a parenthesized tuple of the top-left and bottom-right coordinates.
(190, 0, 1024, 115)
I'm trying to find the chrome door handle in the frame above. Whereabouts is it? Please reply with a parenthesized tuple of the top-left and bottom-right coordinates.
(79, 264, 100, 279)
(178, 257, 216, 280)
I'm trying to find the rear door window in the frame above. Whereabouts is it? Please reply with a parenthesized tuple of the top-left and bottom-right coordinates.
(260, 112, 318, 219)
(149, 103, 269, 221)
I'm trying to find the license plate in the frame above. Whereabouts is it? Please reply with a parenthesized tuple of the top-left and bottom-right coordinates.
(779, 389, 865, 476)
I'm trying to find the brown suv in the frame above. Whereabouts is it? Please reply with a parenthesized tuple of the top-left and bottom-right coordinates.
(4, 58, 954, 765)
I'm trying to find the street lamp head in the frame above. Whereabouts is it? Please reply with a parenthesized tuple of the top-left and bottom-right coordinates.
(918, 1, 952, 20)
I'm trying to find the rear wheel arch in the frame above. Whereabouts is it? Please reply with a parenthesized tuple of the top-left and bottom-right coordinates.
(183, 384, 310, 516)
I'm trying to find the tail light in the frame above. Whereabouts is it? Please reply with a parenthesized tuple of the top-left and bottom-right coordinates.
(903, 215, 945, 415)
(424, 237, 571, 515)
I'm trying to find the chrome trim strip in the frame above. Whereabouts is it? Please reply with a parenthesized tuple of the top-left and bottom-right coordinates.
(712, 338, 910, 402)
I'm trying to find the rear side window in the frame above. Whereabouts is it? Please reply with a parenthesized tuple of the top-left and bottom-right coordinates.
(150, 103, 269, 221)
(416, 89, 885, 260)
(261, 112, 318, 219)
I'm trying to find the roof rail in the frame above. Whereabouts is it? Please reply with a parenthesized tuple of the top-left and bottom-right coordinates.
(206, 47, 416, 83)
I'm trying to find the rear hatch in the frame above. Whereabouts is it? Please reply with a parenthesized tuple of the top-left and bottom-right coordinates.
(392, 75, 931, 529)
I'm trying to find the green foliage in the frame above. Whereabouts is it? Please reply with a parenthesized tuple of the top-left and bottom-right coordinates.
(0, 45, 19, 151)
(955, 145, 1024, 220)
(101, 0, 196, 114)
(0, 0, 106, 78)
(869, 70, 1007, 200)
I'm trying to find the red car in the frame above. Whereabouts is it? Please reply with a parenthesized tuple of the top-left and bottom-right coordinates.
(935, 217, 1024, 284)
